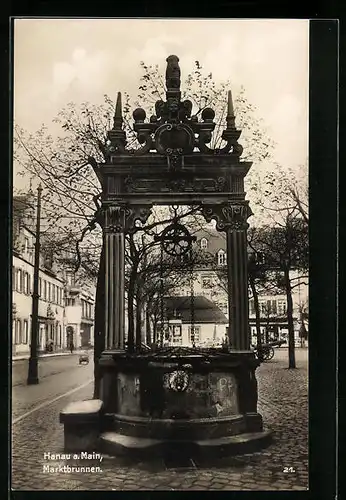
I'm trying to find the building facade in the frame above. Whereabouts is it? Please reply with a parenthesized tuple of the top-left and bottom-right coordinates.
(12, 226, 65, 355)
(249, 270, 309, 346)
(64, 285, 95, 349)
(12, 194, 96, 356)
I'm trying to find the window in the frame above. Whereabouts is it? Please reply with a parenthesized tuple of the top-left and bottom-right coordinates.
(200, 238, 208, 250)
(23, 320, 28, 344)
(23, 273, 29, 294)
(202, 277, 213, 289)
(52, 284, 56, 303)
(24, 237, 29, 253)
(12, 266, 15, 290)
(16, 319, 22, 344)
(269, 300, 277, 315)
(249, 299, 255, 315)
(188, 325, 201, 344)
(43, 280, 47, 300)
(58, 324, 62, 346)
(260, 302, 267, 314)
(218, 249, 227, 266)
(278, 300, 287, 315)
(48, 282, 51, 302)
(16, 269, 22, 293)
(39, 278, 42, 297)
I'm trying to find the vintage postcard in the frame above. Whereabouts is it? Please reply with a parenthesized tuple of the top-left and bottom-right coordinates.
(11, 18, 313, 492)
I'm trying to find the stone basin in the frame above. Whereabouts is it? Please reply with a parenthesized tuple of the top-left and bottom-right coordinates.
(60, 347, 272, 456)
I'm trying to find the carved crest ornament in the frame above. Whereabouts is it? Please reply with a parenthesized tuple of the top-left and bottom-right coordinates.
(100, 54, 243, 161)
(91, 54, 253, 234)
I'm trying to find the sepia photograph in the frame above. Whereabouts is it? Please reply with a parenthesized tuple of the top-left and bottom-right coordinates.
(11, 18, 309, 491)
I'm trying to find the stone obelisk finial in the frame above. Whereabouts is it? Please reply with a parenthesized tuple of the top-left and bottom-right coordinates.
(107, 91, 126, 152)
(226, 89, 236, 129)
(113, 92, 123, 130)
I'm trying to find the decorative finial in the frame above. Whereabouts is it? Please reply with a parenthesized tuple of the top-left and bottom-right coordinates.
(106, 91, 126, 155)
(227, 90, 234, 117)
(113, 92, 123, 129)
(166, 55, 181, 91)
(226, 90, 236, 129)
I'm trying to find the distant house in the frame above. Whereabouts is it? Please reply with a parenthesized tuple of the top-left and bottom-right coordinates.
(157, 295, 228, 347)
(169, 225, 308, 347)
(64, 284, 95, 349)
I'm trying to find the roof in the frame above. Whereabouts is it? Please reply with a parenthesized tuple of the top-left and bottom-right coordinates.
(164, 295, 228, 324)
(193, 228, 227, 254)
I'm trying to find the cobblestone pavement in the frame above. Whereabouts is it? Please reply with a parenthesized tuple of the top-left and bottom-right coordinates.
(11, 348, 308, 491)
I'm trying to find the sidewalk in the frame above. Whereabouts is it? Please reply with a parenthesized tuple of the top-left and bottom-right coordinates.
(12, 350, 85, 362)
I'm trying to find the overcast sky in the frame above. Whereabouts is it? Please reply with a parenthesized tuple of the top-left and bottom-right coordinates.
(14, 18, 309, 189)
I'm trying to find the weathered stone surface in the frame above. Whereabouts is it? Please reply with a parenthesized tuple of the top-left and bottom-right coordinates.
(60, 399, 103, 419)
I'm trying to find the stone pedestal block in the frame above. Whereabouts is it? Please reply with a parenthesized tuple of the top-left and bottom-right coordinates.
(60, 399, 104, 452)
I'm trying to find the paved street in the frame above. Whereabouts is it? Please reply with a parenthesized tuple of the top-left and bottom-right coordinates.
(11, 348, 308, 491)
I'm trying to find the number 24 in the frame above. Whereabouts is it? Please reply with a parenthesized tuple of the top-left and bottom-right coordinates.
(283, 467, 296, 473)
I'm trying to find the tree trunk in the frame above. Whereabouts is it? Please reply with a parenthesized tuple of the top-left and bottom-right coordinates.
(146, 308, 152, 345)
(153, 315, 158, 344)
(249, 276, 263, 360)
(284, 267, 296, 369)
(127, 269, 137, 352)
(135, 294, 142, 349)
(93, 237, 105, 399)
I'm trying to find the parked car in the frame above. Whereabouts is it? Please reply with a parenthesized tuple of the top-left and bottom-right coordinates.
(79, 352, 89, 364)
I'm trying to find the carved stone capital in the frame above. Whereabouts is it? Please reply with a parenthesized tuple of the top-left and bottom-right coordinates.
(202, 202, 252, 231)
(103, 204, 152, 234)
(104, 206, 126, 233)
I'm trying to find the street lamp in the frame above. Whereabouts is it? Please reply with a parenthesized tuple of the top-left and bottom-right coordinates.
(27, 184, 42, 385)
